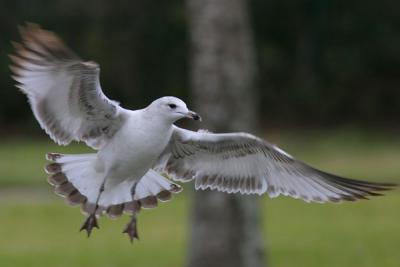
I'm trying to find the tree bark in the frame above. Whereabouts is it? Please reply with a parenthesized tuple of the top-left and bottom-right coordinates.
(186, 1, 265, 267)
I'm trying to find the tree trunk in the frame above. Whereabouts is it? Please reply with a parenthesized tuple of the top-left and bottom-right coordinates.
(186, 1, 265, 267)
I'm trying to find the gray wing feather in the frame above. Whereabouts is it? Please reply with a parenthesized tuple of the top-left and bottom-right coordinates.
(10, 23, 124, 149)
(156, 126, 394, 203)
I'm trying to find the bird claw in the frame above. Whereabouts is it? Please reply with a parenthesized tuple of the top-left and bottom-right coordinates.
(123, 215, 139, 243)
(80, 214, 99, 237)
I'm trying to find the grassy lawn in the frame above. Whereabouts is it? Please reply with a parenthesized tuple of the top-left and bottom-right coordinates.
(0, 129, 399, 267)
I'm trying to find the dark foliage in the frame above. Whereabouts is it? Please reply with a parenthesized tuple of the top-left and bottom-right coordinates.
(0, 0, 399, 129)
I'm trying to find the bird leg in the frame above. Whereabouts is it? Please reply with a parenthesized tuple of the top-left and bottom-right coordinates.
(123, 213, 139, 243)
(123, 182, 140, 242)
(80, 180, 106, 237)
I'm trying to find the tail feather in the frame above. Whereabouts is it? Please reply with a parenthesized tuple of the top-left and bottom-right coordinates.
(81, 202, 106, 217)
(45, 153, 183, 219)
(156, 190, 172, 202)
(99, 169, 182, 209)
(47, 172, 67, 186)
(55, 182, 76, 197)
(133, 169, 182, 209)
(66, 190, 86, 206)
(123, 201, 141, 215)
(46, 153, 101, 204)
(107, 204, 124, 219)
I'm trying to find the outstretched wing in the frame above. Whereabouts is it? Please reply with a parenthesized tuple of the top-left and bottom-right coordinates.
(156, 126, 395, 203)
(9, 23, 125, 149)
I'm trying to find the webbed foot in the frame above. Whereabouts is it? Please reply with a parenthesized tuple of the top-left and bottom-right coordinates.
(80, 214, 99, 237)
(123, 215, 139, 243)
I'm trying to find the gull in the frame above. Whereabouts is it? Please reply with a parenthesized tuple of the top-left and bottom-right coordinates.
(9, 24, 395, 242)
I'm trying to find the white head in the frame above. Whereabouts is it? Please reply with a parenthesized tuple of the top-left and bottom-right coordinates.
(146, 96, 201, 123)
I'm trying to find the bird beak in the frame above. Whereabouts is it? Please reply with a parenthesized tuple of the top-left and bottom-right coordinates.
(186, 111, 202, 121)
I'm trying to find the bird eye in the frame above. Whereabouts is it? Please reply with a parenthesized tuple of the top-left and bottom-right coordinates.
(168, 104, 177, 109)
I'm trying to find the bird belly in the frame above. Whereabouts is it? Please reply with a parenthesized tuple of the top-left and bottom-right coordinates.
(97, 120, 172, 184)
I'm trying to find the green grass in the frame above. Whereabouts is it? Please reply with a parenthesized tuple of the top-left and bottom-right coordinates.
(0, 137, 91, 187)
(0, 129, 399, 267)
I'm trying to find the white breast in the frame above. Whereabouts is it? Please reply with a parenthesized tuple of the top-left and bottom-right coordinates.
(96, 110, 173, 182)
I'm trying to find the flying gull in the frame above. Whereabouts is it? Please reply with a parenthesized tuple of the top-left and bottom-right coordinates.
(9, 24, 395, 242)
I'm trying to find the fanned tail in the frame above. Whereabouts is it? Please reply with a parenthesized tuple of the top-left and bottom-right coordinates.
(45, 153, 183, 219)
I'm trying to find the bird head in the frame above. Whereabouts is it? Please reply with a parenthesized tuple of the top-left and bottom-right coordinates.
(147, 96, 201, 123)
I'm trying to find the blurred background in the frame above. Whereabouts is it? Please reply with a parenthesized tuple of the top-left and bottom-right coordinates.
(0, 0, 399, 266)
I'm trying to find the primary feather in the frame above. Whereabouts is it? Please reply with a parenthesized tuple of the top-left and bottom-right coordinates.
(10, 23, 123, 149)
(156, 126, 395, 203)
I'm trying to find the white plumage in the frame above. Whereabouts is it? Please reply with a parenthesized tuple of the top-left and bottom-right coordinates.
(10, 24, 394, 240)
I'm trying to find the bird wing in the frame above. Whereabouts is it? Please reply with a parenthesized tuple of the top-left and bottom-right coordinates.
(9, 23, 125, 149)
(156, 126, 394, 203)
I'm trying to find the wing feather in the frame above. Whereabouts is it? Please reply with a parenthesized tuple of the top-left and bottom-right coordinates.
(9, 23, 125, 149)
(156, 126, 395, 203)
